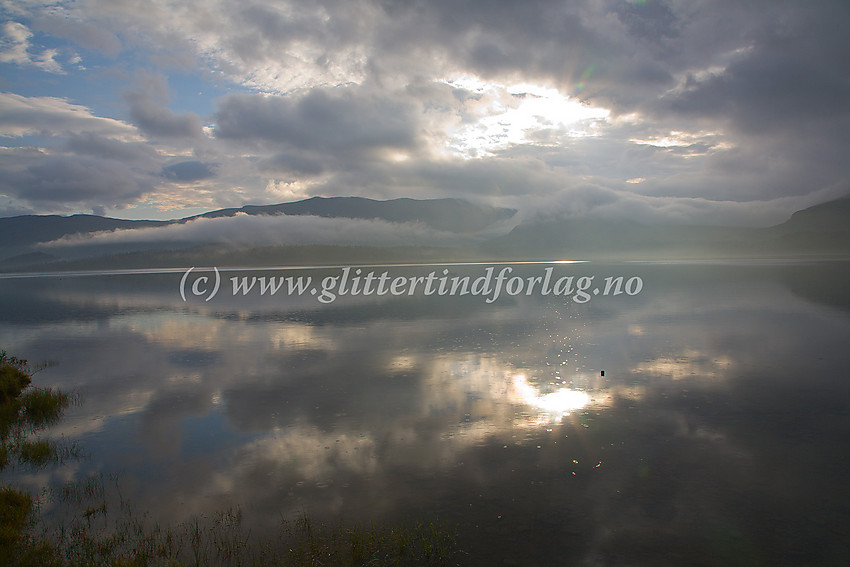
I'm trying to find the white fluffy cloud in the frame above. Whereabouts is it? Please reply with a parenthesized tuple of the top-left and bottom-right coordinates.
(0, 92, 136, 138)
(0, 20, 64, 73)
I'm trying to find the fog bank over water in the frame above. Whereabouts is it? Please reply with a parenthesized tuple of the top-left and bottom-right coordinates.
(1, 197, 849, 271)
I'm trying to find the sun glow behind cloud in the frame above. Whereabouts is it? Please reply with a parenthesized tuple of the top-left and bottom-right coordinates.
(0, 1, 845, 222)
(441, 77, 610, 158)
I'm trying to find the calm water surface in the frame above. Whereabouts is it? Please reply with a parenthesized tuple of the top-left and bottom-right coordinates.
(2, 261, 849, 565)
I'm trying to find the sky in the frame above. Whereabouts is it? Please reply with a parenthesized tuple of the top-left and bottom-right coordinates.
(1, 0, 849, 227)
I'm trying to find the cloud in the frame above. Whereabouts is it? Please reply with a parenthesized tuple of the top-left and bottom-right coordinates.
(258, 153, 325, 177)
(162, 160, 217, 182)
(46, 212, 469, 248)
(214, 86, 419, 156)
(32, 14, 122, 57)
(652, 3, 850, 135)
(0, 152, 155, 206)
(0, 94, 175, 212)
(0, 20, 65, 73)
(0, 22, 30, 66)
(496, 182, 808, 228)
(0, 93, 136, 138)
(334, 155, 565, 200)
(1, 0, 848, 222)
(65, 132, 160, 164)
(124, 73, 203, 139)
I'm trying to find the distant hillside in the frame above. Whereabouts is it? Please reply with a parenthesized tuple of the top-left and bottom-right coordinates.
(771, 197, 850, 234)
(0, 196, 515, 250)
(0, 215, 168, 248)
(189, 196, 516, 233)
(0, 196, 516, 269)
(480, 197, 850, 260)
(2, 195, 848, 271)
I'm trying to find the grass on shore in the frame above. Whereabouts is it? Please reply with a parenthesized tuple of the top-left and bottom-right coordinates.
(7, 474, 459, 566)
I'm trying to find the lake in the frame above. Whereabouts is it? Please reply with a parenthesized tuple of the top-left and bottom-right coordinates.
(2, 260, 849, 565)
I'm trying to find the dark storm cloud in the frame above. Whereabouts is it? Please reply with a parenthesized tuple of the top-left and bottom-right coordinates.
(162, 160, 217, 182)
(214, 87, 419, 156)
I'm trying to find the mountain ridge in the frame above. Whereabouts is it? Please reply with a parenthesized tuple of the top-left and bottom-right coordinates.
(1, 195, 849, 269)
(0, 196, 517, 251)
(187, 196, 517, 233)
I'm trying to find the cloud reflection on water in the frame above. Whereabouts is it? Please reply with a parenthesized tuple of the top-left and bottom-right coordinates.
(2, 263, 850, 564)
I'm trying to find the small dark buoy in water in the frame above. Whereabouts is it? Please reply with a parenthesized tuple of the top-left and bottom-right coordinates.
(600, 370, 605, 376)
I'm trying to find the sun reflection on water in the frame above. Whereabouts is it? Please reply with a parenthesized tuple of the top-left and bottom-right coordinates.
(512, 374, 591, 421)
